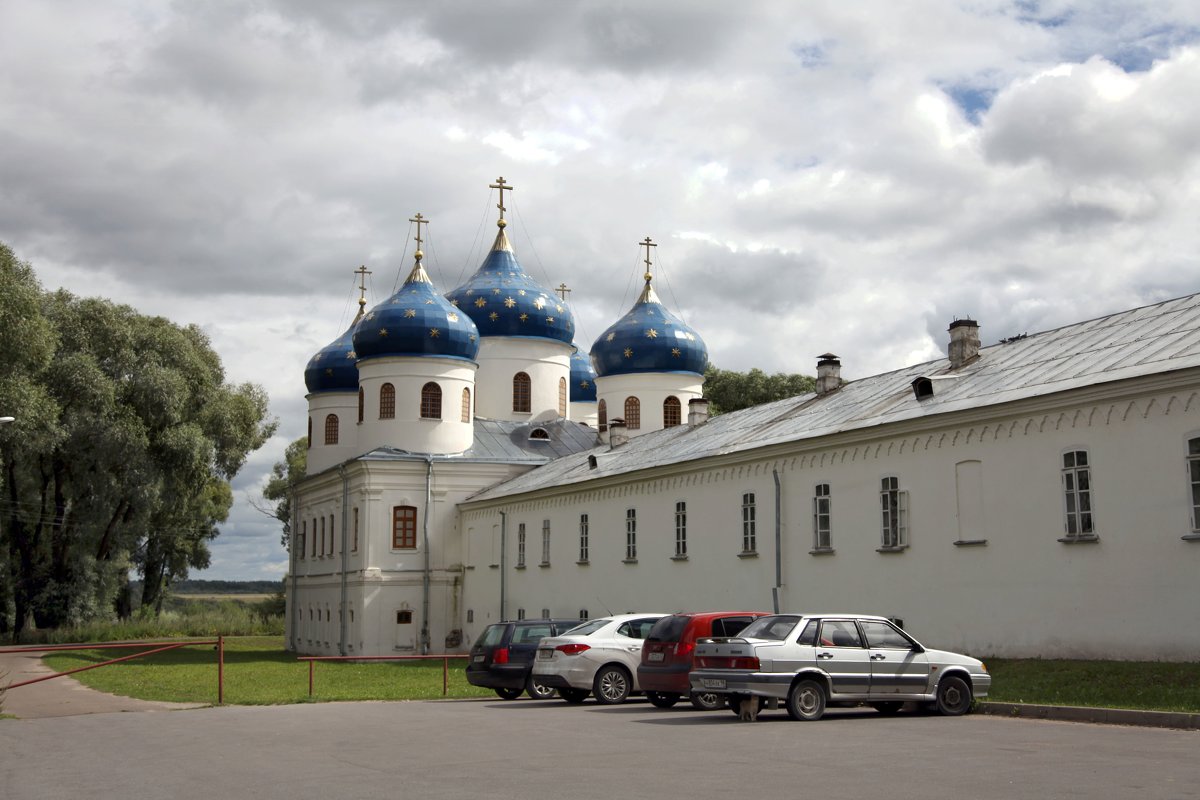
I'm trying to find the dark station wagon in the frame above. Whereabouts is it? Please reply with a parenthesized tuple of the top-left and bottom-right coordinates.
(466, 619, 583, 699)
(638, 611, 770, 709)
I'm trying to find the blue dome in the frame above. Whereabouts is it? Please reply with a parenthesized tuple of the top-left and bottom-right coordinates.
(305, 320, 360, 394)
(592, 279, 707, 377)
(570, 346, 597, 402)
(446, 227, 575, 346)
(354, 261, 480, 363)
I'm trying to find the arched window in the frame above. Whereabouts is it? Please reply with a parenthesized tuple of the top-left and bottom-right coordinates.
(598, 399, 608, 433)
(624, 396, 641, 430)
(307, 417, 312, 447)
(663, 396, 681, 428)
(558, 377, 567, 417)
(513, 372, 531, 413)
(420, 382, 442, 419)
(461, 388, 471, 422)
(324, 414, 339, 445)
(379, 383, 396, 419)
(357, 387, 364, 423)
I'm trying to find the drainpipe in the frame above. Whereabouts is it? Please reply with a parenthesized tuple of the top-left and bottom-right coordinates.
(772, 468, 783, 613)
(421, 455, 433, 655)
(499, 511, 507, 622)
(338, 465, 349, 656)
(288, 485, 299, 650)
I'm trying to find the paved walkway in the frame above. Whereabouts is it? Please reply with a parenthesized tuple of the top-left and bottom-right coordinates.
(0, 648, 205, 718)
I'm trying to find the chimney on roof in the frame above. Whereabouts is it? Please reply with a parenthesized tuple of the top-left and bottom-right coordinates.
(688, 398, 710, 426)
(608, 418, 628, 449)
(948, 319, 980, 369)
(815, 353, 842, 396)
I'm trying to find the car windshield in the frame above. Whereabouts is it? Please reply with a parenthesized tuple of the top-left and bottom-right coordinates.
(645, 615, 690, 642)
(560, 618, 610, 637)
(738, 615, 802, 640)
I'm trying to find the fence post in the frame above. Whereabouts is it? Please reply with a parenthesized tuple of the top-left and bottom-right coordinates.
(443, 656, 449, 696)
(309, 660, 314, 697)
(218, 636, 224, 705)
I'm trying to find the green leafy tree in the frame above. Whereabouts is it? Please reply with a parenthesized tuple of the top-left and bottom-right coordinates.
(703, 365, 816, 416)
(261, 436, 307, 550)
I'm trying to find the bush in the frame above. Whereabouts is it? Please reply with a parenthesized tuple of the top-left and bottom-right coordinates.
(18, 599, 284, 644)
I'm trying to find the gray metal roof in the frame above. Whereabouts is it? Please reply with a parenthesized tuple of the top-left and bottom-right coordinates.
(467, 292, 1200, 503)
(358, 417, 599, 465)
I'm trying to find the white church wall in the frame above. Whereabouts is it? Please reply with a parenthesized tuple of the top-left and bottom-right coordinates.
(594, 372, 703, 439)
(358, 357, 477, 455)
(472, 337, 571, 421)
(305, 392, 359, 474)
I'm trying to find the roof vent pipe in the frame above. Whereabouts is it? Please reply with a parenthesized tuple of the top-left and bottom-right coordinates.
(688, 398, 710, 426)
(608, 418, 629, 449)
(815, 353, 841, 396)
(948, 319, 980, 369)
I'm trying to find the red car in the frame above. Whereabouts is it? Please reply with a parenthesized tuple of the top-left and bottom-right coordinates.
(637, 611, 770, 709)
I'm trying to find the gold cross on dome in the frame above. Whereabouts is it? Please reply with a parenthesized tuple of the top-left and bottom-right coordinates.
(489, 177, 513, 224)
(640, 237, 657, 283)
(410, 213, 428, 260)
(354, 264, 372, 316)
(555, 283, 571, 302)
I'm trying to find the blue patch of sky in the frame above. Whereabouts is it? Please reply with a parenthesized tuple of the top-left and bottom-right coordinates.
(1013, 1, 1072, 29)
(1103, 25, 1200, 73)
(789, 40, 829, 68)
(776, 154, 821, 172)
(942, 84, 996, 124)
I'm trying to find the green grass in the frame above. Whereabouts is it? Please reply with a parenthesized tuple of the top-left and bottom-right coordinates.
(985, 658, 1200, 713)
(23, 599, 283, 645)
(41, 637, 492, 705)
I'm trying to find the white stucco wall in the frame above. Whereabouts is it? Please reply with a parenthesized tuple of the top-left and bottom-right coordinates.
(357, 357, 478, 455)
(472, 337, 571, 422)
(594, 372, 703, 440)
(305, 392, 359, 474)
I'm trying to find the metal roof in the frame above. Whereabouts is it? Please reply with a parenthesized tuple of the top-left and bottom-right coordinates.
(467, 292, 1200, 503)
(357, 417, 599, 465)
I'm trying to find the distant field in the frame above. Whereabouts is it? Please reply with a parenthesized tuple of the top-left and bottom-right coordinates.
(177, 593, 272, 603)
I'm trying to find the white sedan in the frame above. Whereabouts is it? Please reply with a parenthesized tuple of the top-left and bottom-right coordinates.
(533, 613, 667, 704)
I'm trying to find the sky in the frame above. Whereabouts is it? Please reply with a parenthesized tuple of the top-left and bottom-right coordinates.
(2, 1, 1199, 581)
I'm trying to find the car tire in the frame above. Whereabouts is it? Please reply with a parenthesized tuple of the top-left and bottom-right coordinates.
(494, 687, 523, 700)
(560, 688, 588, 704)
(526, 676, 557, 700)
(935, 675, 973, 716)
(786, 679, 827, 721)
(592, 665, 632, 705)
(690, 691, 725, 711)
(646, 691, 680, 709)
(871, 701, 903, 715)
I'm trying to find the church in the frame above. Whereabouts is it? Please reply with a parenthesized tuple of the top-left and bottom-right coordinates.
(288, 178, 1200, 661)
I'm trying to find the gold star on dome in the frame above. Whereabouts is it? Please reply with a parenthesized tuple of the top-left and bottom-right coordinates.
(404, 309, 416, 318)
(686, 333, 696, 341)
(466, 289, 474, 296)
(489, 312, 499, 321)
(325, 368, 333, 376)
(346, 351, 356, 359)
(580, 380, 590, 389)
(646, 328, 658, 338)
(425, 299, 435, 305)
(519, 313, 528, 322)
(518, 290, 527, 296)
(469, 334, 477, 342)
(534, 297, 546, 310)
(546, 316, 555, 324)
(430, 328, 441, 338)
(447, 312, 459, 323)
(450, 299, 459, 307)
(475, 297, 487, 308)
(671, 348, 681, 357)
(606, 332, 616, 342)
(492, 288, 501, 295)
(556, 305, 564, 313)
(367, 312, 376, 320)
(312, 353, 322, 361)
(623, 348, 633, 358)
(504, 297, 516, 308)
(391, 298, 400, 304)
(379, 329, 389, 337)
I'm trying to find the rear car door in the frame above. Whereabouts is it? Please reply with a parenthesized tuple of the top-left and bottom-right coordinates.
(858, 619, 929, 695)
(815, 619, 872, 695)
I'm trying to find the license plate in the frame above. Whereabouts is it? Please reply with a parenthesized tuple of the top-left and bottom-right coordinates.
(538, 650, 552, 660)
(701, 678, 727, 689)
(647, 652, 665, 662)
(472, 654, 484, 663)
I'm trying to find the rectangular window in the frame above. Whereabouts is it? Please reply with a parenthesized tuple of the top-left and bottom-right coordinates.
(392, 506, 417, 549)
(517, 608, 526, 620)
(541, 520, 551, 566)
(625, 509, 637, 561)
(517, 523, 526, 567)
(741, 492, 757, 553)
(813, 484, 831, 550)
(579, 514, 589, 562)
(352, 507, 359, 553)
(1190, 438, 1200, 532)
(298, 520, 307, 560)
(881, 477, 909, 548)
(1062, 450, 1094, 537)
(329, 515, 335, 555)
(320, 517, 326, 558)
(311, 518, 317, 557)
(675, 501, 687, 557)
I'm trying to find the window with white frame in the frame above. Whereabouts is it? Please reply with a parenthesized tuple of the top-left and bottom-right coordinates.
(741, 493, 757, 553)
(813, 483, 832, 550)
(517, 523, 526, 567)
(880, 476, 908, 548)
(1062, 450, 1094, 538)
(578, 514, 589, 562)
(541, 519, 551, 566)
(675, 501, 687, 557)
(625, 509, 637, 560)
(1189, 438, 1200, 533)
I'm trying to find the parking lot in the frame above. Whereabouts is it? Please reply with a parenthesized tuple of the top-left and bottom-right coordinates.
(2, 697, 1197, 799)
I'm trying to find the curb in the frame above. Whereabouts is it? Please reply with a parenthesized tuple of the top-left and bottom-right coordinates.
(978, 701, 1200, 731)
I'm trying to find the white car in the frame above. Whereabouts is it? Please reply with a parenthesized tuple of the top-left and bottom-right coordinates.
(533, 613, 667, 704)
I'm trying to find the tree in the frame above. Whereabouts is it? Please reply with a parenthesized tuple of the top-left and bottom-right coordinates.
(261, 437, 307, 550)
(702, 365, 816, 416)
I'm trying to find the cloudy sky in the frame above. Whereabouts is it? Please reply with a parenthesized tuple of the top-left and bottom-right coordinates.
(3, 1, 1198, 581)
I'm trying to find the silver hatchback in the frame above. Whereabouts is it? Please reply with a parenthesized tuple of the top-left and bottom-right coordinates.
(689, 614, 990, 721)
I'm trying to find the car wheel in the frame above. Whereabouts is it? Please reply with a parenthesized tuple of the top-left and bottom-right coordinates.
(526, 676, 557, 700)
(872, 701, 903, 715)
(592, 665, 632, 705)
(786, 679, 827, 721)
(646, 691, 680, 709)
(560, 688, 588, 704)
(690, 691, 725, 711)
(935, 675, 973, 716)
(494, 687, 523, 700)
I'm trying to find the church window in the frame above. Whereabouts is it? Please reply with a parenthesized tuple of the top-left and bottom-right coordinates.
(392, 506, 417, 549)
(396, 610, 413, 624)
(541, 520, 551, 566)
(579, 609, 589, 620)
(517, 608, 526, 620)
(741, 493, 757, 553)
(517, 523, 526, 567)
(598, 400, 608, 433)
(1061, 450, 1094, 539)
(558, 377, 567, 417)
(675, 501, 687, 557)
(624, 397, 641, 430)
(420, 382, 442, 420)
(307, 416, 312, 447)
(324, 414, 338, 445)
(380, 383, 396, 419)
(530, 428, 550, 440)
(329, 515, 335, 555)
(461, 388, 471, 422)
(311, 518, 317, 558)
(813, 484, 832, 551)
(352, 507, 359, 553)
(625, 509, 637, 561)
(298, 520, 306, 560)
(1189, 437, 1200, 534)
(513, 372, 531, 413)
(320, 517, 326, 558)
(541, 608, 550, 618)
(357, 388, 364, 423)
(663, 396, 681, 428)
(880, 477, 909, 549)
(467, 609, 474, 623)
(578, 514, 589, 562)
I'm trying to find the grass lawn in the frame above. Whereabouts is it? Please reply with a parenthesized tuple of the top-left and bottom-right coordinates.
(41, 637, 493, 705)
(984, 658, 1200, 713)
